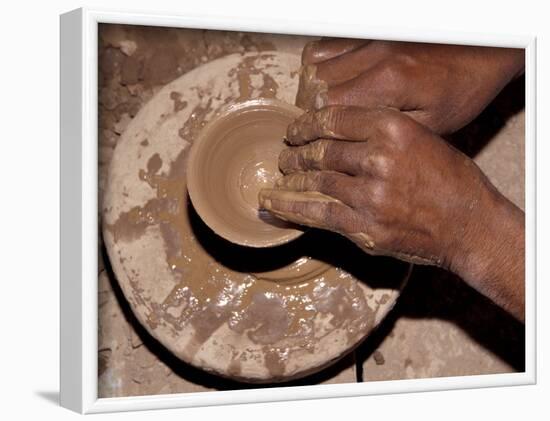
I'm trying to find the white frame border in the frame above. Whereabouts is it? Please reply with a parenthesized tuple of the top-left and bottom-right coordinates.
(60, 7, 536, 414)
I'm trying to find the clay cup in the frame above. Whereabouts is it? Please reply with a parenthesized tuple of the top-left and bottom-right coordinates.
(187, 98, 305, 247)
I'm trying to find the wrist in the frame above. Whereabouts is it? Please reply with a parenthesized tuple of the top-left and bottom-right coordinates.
(447, 176, 525, 319)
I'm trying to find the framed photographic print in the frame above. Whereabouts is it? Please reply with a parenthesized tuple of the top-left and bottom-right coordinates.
(60, 7, 536, 414)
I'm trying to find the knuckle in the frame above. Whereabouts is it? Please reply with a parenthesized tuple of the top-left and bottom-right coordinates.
(356, 147, 375, 174)
(368, 180, 389, 210)
(303, 201, 325, 222)
(376, 58, 406, 86)
(291, 144, 312, 170)
(315, 106, 345, 137)
(289, 201, 307, 216)
(318, 173, 339, 195)
(285, 172, 304, 190)
(357, 155, 372, 175)
(381, 114, 407, 138)
(304, 200, 343, 230)
(370, 154, 396, 179)
(305, 139, 330, 168)
(393, 53, 417, 73)
(378, 113, 414, 149)
(305, 171, 323, 190)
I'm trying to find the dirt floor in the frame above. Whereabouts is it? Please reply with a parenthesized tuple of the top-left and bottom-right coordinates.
(98, 24, 524, 397)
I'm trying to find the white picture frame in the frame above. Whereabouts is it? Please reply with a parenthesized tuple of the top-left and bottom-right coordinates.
(60, 7, 537, 414)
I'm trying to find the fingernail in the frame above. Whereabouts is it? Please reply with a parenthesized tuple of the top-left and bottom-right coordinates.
(287, 123, 299, 139)
(258, 190, 272, 209)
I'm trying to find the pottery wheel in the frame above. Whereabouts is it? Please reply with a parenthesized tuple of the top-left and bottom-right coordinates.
(103, 52, 411, 383)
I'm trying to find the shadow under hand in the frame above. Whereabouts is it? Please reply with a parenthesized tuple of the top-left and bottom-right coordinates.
(188, 197, 409, 290)
(355, 265, 525, 375)
(447, 75, 525, 158)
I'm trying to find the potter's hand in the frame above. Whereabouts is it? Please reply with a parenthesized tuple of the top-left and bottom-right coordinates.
(296, 39, 524, 134)
(258, 106, 525, 321)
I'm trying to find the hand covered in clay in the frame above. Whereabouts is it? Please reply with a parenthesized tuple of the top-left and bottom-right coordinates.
(296, 38, 524, 134)
(258, 106, 525, 320)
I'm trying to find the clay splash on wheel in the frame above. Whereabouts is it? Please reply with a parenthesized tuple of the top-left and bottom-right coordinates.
(103, 52, 411, 383)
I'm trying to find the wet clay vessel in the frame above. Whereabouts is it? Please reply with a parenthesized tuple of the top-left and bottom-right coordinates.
(187, 98, 304, 247)
(103, 52, 411, 383)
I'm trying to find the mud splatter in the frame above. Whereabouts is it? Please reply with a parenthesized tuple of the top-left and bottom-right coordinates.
(228, 54, 280, 102)
(170, 91, 188, 112)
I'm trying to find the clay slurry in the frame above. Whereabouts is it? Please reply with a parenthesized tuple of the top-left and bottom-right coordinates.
(187, 99, 305, 247)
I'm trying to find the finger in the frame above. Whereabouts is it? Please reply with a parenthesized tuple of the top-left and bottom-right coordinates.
(275, 171, 358, 206)
(258, 188, 359, 233)
(314, 41, 392, 87)
(325, 68, 441, 131)
(302, 38, 371, 65)
(326, 64, 407, 110)
(287, 106, 397, 145)
(296, 43, 398, 111)
(295, 64, 329, 112)
(279, 139, 369, 175)
(327, 76, 437, 132)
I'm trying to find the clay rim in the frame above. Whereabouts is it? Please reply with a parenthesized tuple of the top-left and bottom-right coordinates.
(187, 98, 305, 248)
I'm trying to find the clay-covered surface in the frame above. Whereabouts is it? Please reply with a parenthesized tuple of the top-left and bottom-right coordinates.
(103, 46, 409, 381)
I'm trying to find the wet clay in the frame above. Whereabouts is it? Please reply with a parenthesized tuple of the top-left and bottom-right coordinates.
(103, 52, 410, 382)
(187, 99, 305, 247)
(295, 64, 328, 111)
(107, 143, 383, 380)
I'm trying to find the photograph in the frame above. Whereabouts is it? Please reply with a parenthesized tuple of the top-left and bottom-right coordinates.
(4, 0, 548, 419)
(97, 22, 526, 399)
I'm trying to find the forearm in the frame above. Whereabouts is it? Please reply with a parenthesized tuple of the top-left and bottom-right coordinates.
(475, 47, 525, 103)
(450, 181, 525, 321)
(501, 48, 526, 79)
(267, 105, 526, 321)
